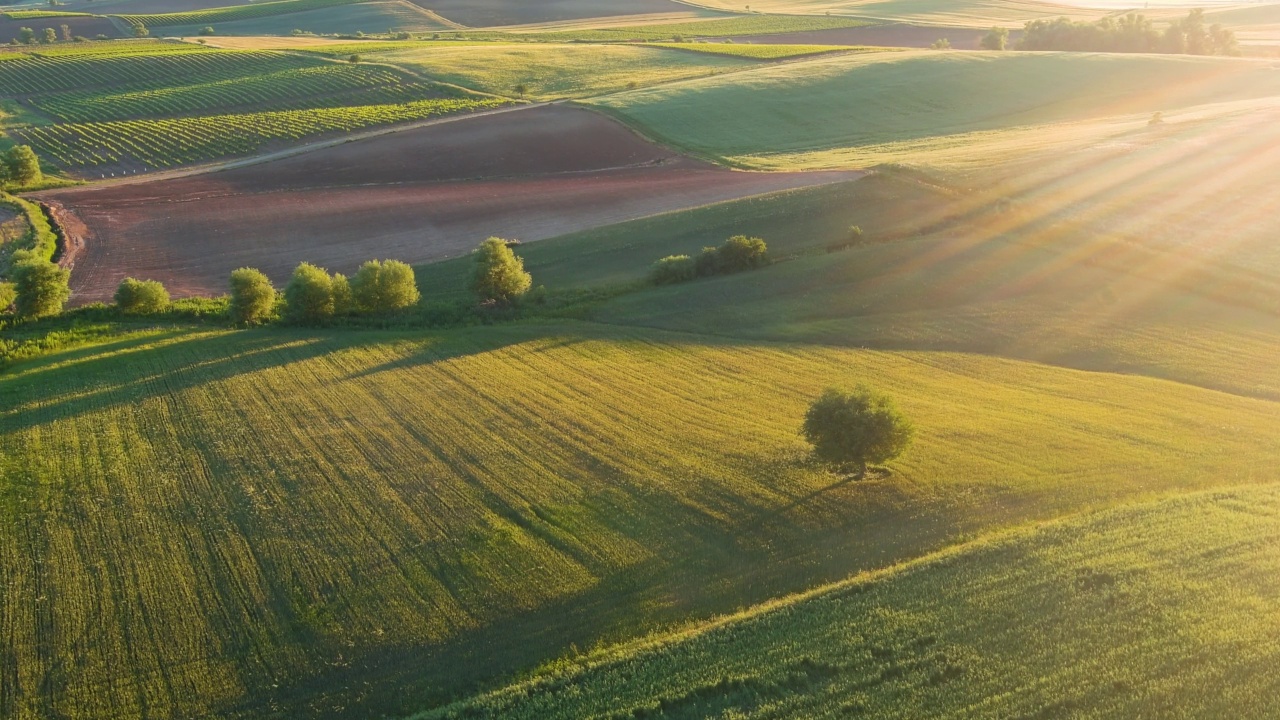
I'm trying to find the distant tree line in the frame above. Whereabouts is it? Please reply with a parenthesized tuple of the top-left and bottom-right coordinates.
(986, 9, 1239, 55)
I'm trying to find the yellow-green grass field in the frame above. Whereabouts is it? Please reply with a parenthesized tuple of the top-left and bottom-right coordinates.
(359, 43, 755, 99)
(8, 316, 1280, 719)
(420, 485, 1280, 718)
(644, 41, 870, 59)
(587, 50, 1280, 171)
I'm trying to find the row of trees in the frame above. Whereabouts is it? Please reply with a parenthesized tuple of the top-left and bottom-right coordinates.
(650, 235, 769, 285)
(10, 24, 76, 45)
(983, 9, 1239, 55)
(102, 237, 535, 325)
(0, 146, 42, 189)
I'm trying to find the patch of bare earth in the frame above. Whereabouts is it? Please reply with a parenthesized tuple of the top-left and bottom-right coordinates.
(38, 105, 861, 303)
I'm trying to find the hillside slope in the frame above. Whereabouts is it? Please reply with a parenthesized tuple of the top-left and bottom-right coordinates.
(419, 485, 1280, 718)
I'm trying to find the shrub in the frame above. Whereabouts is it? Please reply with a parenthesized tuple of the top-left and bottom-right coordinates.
(133, 24, 149, 37)
(695, 246, 721, 277)
(650, 255, 696, 285)
(331, 272, 353, 315)
(5, 145, 42, 187)
(930, 37, 951, 49)
(827, 225, 863, 253)
(12, 259, 70, 318)
(352, 259, 420, 313)
(471, 237, 532, 304)
(980, 26, 1008, 50)
(283, 262, 334, 324)
(228, 267, 276, 325)
(801, 385, 914, 477)
(0, 281, 15, 313)
(114, 277, 170, 314)
(198, 26, 214, 35)
(716, 235, 769, 273)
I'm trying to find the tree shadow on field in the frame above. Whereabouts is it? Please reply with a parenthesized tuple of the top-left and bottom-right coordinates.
(212, 467, 966, 720)
(3, 331, 351, 435)
(335, 325, 595, 383)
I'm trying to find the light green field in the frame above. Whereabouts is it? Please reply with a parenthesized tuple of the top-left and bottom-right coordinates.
(681, 0, 1109, 27)
(645, 41, 866, 59)
(164, 1, 452, 36)
(367, 43, 754, 99)
(420, 485, 1280, 718)
(588, 50, 1280, 171)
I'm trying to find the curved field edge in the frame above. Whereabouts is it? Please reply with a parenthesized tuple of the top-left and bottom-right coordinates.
(416, 484, 1280, 719)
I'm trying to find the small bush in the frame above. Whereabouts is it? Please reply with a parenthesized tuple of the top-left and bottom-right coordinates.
(114, 277, 170, 314)
(827, 225, 863, 253)
(716, 235, 769, 273)
(198, 25, 215, 35)
(930, 37, 950, 49)
(471, 237, 532, 304)
(283, 262, 334, 324)
(352, 259, 420, 314)
(650, 255, 696, 285)
(228, 267, 276, 325)
(980, 26, 1008, 50)
(12, 259, 70, 318)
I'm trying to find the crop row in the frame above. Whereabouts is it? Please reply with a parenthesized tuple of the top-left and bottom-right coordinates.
(0, 48, 313, 96)
(32, 64, 437, 122)
(23, 39, 210, 57)
(15, 96, 508, 170)
(114, 0, 368, 28)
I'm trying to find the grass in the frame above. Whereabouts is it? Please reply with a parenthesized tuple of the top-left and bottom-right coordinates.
(363, 43, 755, 100)
(422, 15, 875, 42)
(163, 1, 453, 36)
(8, 316, 1280, 719)
(644, 41, 867, 59)
(418, 484, 1280, 718)
(587, 50, 1280, 171)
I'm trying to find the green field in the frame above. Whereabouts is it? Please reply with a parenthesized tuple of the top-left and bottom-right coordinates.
(9, 306, 1280, 718)
(588, 49, 1280, 170)
(357, 43, 755, 99)
(420, 485, 1280, 718)
(644, 41, 864, 59)
(587, 50, 1280, 171)
(164, 1, 451, 36)
(114, 0, 365, 28)
(0, 40, 503, 172)
(680, 0, 1107, 27)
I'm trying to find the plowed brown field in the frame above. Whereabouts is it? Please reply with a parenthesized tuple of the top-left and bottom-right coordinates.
(39, 105, 861, 303)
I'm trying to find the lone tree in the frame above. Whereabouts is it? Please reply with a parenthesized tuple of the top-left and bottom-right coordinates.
(471, 237, 531, 304)
(351, 259, 419, 314)
(283, 262, 335, 324)
(114, 277, 170, 314)
(980, 26, 1008, 50)
(6, 145, 43, 187)
(801, 385, 914, 477)
(228, 267, 277, 324)
(12, 259, 70, 318)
